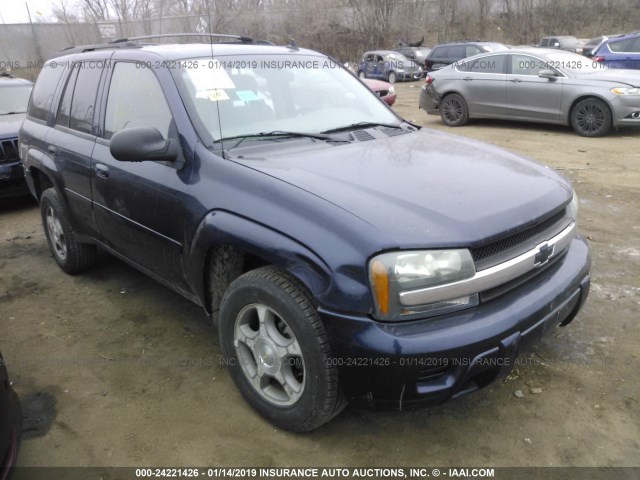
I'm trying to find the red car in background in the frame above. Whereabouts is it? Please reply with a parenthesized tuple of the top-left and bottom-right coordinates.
(363, 79, 396, 106)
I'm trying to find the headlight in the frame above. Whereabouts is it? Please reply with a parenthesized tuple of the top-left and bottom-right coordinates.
(388, 86, 395, 94)
(567, 190, 579, 221)
(369, 249, 477, 321)
(611, 87, 640, 95)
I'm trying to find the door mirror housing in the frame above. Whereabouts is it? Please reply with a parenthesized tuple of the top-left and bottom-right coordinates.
(110, 127, 179, 162)
(538, 69, 558, 79)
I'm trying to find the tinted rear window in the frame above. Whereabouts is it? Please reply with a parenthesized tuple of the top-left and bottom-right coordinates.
(27, 63, 66, 122)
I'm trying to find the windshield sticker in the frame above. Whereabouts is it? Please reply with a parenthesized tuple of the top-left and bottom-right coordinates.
(208, 89, 230, 102)
(236, 90, 259, 102)
(188, 60, 236, 90)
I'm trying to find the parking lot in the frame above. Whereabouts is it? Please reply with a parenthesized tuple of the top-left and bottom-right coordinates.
(1, 80, 639, 468)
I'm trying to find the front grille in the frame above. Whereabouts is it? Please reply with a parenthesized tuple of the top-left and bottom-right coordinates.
(0, 138, 18, 164)
(471, 209, 568, 270)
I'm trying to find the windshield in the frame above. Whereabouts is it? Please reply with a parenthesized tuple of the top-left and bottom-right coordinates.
(0, 84, 32, 114)
(545, 52, 608, 72)
(174, 55, 400, 143)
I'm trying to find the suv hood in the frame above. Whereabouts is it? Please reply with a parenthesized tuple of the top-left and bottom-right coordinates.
(0, 113, 26, 138)
(233, 128, 572, 248)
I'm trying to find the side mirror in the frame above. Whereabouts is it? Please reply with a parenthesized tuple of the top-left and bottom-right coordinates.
(110, 127, 179, 162)
(538, 69, 558, 79)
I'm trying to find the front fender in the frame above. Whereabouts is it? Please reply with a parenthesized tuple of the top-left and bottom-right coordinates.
(187, 210, 332, 313)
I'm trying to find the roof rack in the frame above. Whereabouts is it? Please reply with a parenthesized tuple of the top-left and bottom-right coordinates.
(53, 32, 262, 58)
(110, 33, 255, 44)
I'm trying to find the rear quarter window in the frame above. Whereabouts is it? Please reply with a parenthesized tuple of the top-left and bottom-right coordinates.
(27, 63, 66, 122)
(608, 38, 634, 52)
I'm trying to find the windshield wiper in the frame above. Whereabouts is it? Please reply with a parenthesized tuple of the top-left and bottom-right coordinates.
(321, 121, 403, 134)
(215, 130, 349, 151)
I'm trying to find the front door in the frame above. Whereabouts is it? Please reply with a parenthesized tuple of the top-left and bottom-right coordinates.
(91, 61, 189, 289)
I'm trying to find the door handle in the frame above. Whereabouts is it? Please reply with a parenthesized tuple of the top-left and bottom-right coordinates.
(47, 145, 57, 155)
(510, 78, 522, 83)
(463, 77, 472, 81)
(95, 163, 109, 179)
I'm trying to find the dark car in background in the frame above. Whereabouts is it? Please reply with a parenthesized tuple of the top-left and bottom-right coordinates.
(424, 41, 508, 72)
(419, 48, 640, 137)
(0, 351, 21, 480)
(21, 35, 590, 432)
(592, 31, 640, 69)
(0, 73, 33, 200)
(394, 46, 431, 66)
(357, 50, 423, 83)
(538, 36, 585, 54)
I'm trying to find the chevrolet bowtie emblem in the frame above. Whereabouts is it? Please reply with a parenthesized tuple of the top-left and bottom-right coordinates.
(534, 242, 554, 266)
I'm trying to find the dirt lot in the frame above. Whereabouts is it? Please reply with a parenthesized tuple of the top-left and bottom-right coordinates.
(1, 81, 639, 469)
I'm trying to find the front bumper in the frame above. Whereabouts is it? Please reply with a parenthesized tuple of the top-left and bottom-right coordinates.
(320, 236, 590, 410)
(0, 162, 29, 199)
(610, 94, 640, 127)
(399, 71, 424, 81)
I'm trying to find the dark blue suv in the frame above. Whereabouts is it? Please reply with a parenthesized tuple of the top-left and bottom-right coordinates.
(592, 31, 640, 69)
(19, 34, 591, 431)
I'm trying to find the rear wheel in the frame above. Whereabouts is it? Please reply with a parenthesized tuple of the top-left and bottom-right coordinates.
(440, 93, 469, 126)
(387, 71, 397, 83)
(218, 266, 345, 432)
(40, 188, 96, 274)
(570, 98, 612, 137)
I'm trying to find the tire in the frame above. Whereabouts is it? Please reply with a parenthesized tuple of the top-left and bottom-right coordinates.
(357, 70, 366, 79)
(218, 266, 346, 432)
(40, 188, 97, 274)
(387, 71, 397, 83)
(570, 98, 612, 137)
(440, 93, 469, 127)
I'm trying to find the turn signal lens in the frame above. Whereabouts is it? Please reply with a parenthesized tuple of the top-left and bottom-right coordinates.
(370, 260, 389, 315)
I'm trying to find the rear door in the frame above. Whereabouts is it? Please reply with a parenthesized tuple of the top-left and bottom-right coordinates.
(506, 54, 564, 122)
(91, 60, 189, 290)
(456, 54, 508, 117)
(45, 60, 105, 236)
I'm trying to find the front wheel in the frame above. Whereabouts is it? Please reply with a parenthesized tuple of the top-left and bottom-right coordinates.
(40, 188, 96, 274)
(218, 266, 345, 432)
(357, 70, 366, 79)
(570, 98, 612, 137)
(440, 93, 469, 126)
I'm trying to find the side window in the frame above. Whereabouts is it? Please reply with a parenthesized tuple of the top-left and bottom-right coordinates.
(448, 46, 465, 59)
(364, 54, 374, 62)
(55, 66, 79, 128)
(460, 55, 506, 73)
(69, 63, 102, 134)
(511, 55, 549, 76)
(375, 55, 384, 63)
(431, 47, 447, 59)
(607, 38, 632, 52)
(540, 39, 549, 47)
(27, 62, 66, 122)
(630, 37, 640, 52)
(104, 62, 173, 140)
(466, 46, 482, 57)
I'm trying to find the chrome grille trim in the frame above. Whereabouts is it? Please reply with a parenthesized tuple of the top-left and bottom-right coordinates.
(398, 222, 576, 307)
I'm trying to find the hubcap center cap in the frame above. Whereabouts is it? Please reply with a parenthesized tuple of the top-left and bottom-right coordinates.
(255, 337, 280, 375)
